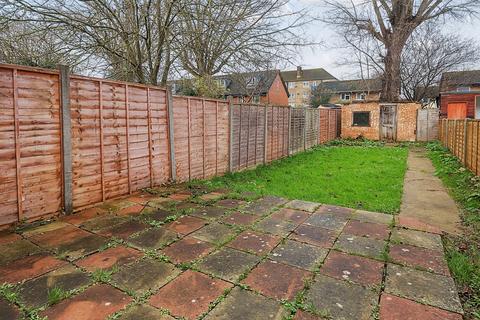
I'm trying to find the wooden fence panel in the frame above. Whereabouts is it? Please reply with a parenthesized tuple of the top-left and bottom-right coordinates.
(439, 118, 480, 176)
(0, 63, 342, 228)
(0, 66, 63, 224)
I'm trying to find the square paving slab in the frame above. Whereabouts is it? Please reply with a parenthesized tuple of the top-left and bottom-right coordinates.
(204, 287, 287, 320)
(216, 199, 246, 208)
(315, 205, 355, 217)
(379, 293, 463, 320)
(18, 264, 91, 308)
(294, 310, 321, 319)
(76, 246, 142, 272)
(390, 228, 443, 251)
(111, 258, 180, 294)
(389, 243, 449, 275)
(190, 222, 236, 244)
(334, 234, 386, 260)
(120, 304, 175, 320)
(161, 236, 214, 263)
(197, 247, 260, 282)
(0, 298, 20, 319)
(290, 224, 338, 248)
(306, 275, 378, 320)
(56, 233, 108, 261)
(385, 264, 463, 314)
(221, 211, 258, 226)
(0, 239, 42, 266)
(343, 220, 390, 240)
(191, 206, 228, 219)
(228, 231, 281, 255)
(242, 196, 287, 215)
(256, 216, 297, 237)
(269, 208, 310, 224)
(149, 270, 232, 319)
(319, 251, 384, 287)
(0, 252, 67, 283)
(41, 284, 131, 320)
(270, 239, 328, 271)
(243, 260, 312, 300)
(304, 213, 347, 231)
(352, 210, 394, 225)
(128, 227, 179, 250)
(97, 220, 147, 239)
(285, 200, 321, 212)
(80, 215, 129, 232)
(166, 216, 207, 235)
(141, 207, 175, 222)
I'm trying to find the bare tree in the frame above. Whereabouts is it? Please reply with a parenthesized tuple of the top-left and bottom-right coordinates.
(175, 0, 312, 78)
(3, 0, 180, 85)
(324, 0, 479, 101)
(0, 20, 86, 71)
(401, 23, 479, 101)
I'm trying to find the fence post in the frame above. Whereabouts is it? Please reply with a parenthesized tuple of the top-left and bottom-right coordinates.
(287, 106, 292, 156)
(166, 87, 176, 181)
(445, 120, 448, 149)
(303, 108, 307, 151)
(228, 98, 234, 172)
(58, 65, 73, 215)
(464, 119, 469, 164)
(263, 105, 268, 164)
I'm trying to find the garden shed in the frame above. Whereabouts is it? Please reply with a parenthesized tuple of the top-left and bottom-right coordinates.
(341, 102, 421, 141)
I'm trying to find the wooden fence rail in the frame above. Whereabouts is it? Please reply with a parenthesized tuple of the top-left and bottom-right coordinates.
(439, 119, 480, 175)
(0, 64, 340, 228)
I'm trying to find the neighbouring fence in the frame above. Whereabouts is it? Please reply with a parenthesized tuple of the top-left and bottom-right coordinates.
(0, 64, 340, 228)
(439, 119, 480, 175)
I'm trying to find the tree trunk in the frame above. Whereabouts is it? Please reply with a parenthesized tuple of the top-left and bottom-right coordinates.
(381, 44, 402, 102)
(381, 30, 412, 102)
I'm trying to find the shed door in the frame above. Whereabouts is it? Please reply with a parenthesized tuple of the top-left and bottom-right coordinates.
(447, 103, 467, 119)
(380, 105, 397, 141)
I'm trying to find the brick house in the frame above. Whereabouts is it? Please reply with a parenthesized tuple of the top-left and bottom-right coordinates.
(320, 78, 382, 105)
(171, 70, 289, 106)
(439, 70, 480, 119)
(281, 66, 337, 107)
(219, 70, 289, 106)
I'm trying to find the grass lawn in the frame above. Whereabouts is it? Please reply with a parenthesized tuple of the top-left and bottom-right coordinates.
(192, 145, 408, 214)
(427, 142, 480, 319)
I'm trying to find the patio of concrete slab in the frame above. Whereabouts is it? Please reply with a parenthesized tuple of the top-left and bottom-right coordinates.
(0, 188, 464, 320)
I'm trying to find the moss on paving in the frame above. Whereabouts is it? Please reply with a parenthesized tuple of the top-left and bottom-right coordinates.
(191, 143, 408, 214)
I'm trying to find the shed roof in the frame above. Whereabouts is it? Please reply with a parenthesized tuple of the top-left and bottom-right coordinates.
(440, 70, 480, 92)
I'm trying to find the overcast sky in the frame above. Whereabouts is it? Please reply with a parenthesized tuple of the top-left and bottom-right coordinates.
(286, 0, 480, 80)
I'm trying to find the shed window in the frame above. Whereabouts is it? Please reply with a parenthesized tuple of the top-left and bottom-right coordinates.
(352, 111, 370, 127)
(341, 93, 351, 101)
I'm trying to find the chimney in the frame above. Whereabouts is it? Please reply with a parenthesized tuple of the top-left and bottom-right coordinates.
(296, 66, 303, 79)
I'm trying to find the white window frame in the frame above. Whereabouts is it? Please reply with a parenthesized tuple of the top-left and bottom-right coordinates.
(356, 92, 366, 100)
(457, 86, 471, 92)
(341, 93, 351, 101)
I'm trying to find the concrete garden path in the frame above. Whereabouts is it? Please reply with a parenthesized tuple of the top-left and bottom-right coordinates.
(399, 147, 462, 234)
(0, 186, 464, 319)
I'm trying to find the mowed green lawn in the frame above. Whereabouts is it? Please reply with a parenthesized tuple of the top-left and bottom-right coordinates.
(195, 146, 408, 214)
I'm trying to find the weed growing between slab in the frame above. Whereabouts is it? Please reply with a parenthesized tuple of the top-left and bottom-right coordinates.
(427, 142, 480, 319)
(189, 144, 407, 214)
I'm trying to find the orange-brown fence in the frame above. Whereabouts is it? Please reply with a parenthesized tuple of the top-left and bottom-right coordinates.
(439, 119, 480, 175)
(0, 63, 340, 228)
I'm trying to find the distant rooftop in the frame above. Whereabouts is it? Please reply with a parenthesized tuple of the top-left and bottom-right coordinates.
(320, 78, 382, 93)
(281, 67, 337, 82)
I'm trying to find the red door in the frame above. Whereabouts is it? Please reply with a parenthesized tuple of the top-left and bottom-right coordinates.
(447, 103, 467, 119)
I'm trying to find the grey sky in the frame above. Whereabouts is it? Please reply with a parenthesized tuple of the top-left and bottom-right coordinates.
(286, 0, 480, 80)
